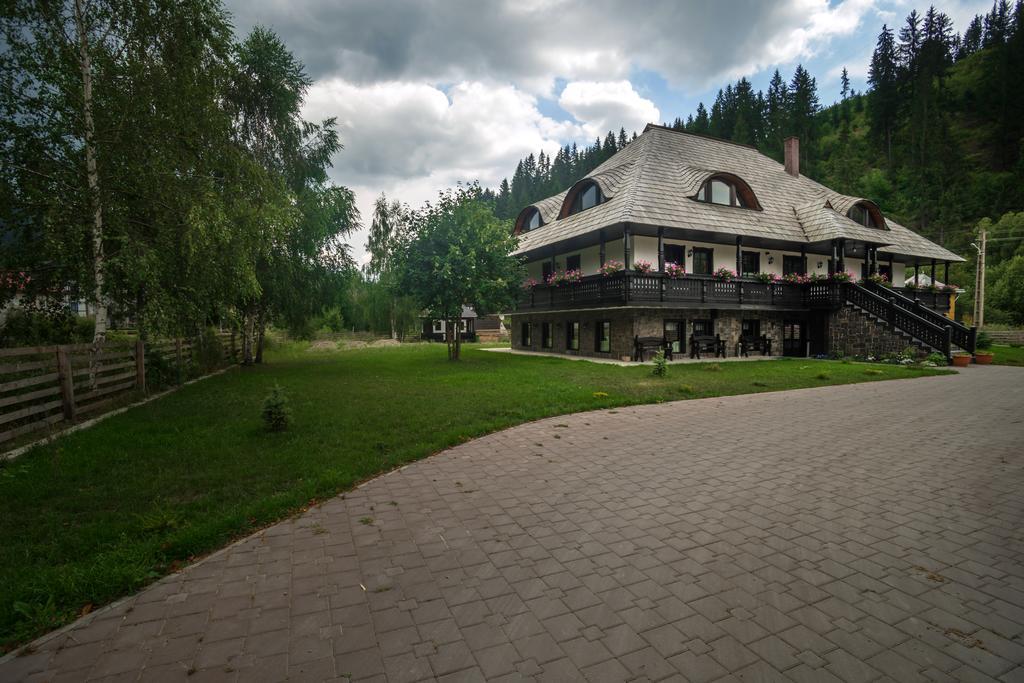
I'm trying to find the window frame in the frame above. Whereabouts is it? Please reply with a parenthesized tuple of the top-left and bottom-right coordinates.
(521, 322, 532, 347)
(542, 261, 553, 281)
(783, 254, 804, 276)
(741, 250, 761, 277)
(525, 208, 541, 231)
(564, 181, 604, 217)
(595, 320, 611, 353)
(692, 319, 713, 337)
(692, 247, 714, 275)
(664, 244, 685, 267)
(664, 319, 684, 354)
(695, 176, 755, 209)
(741, 319, 761, 339)
(567, 321, 580, 351)
(541, 321, 553, 349)
(565, 254, 581, 272)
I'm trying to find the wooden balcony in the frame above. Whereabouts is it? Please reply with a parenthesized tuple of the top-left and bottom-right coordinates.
(518, 272, 813, 311)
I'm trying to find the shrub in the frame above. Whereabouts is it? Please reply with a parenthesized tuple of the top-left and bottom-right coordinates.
(0, 309, 94, 346)
(975, 331, 993, 350)
(194, 327, 224, 373)
(754, 272, 779, 284)
(664, 262, 685, 279)
(633, 259, 653, 274)
(651, 349, 668, 377)
(925, 352, 948, 366)
(712, 267, 736, 282)
(599, 260, 624, 276)
(262, 385, 292, 432)
(144, 348, 177, 390)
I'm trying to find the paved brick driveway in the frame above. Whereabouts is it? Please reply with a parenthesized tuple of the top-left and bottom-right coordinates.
(3, 366, 1024, 682)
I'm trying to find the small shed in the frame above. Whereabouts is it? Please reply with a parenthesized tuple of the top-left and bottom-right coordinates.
(421, 306, 477, 342)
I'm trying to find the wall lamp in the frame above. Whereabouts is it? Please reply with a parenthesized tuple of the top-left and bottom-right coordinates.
(817, 261, 823, 269)
(764, 251, 774, 265)
(686, 248, 693, 258)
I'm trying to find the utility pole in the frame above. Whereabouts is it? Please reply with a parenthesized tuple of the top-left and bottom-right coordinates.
(973, 228, 986, 328)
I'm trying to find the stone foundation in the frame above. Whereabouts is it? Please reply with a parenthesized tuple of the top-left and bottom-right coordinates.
(509, 308, 789, 360)
(828, 305, 923, 358)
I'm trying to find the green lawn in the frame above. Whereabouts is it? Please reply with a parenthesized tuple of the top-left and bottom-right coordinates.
(0, 343, 950, 650)
(988, 344, 1024, 366)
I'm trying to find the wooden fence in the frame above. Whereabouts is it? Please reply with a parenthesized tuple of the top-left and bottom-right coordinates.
(984, 329, 1024, 345)
(0, 333, 237, 448)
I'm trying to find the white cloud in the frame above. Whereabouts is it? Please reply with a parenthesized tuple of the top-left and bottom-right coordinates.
(303, 79, 581, 263)
(558, 81, 660, 141)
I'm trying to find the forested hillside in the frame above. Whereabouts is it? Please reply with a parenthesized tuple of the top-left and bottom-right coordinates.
(493, 2, 1024, 305)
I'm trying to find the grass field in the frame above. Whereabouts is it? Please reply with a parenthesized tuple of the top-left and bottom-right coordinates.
(0, 343, 951, 650)
(988, 344, 1024, 366)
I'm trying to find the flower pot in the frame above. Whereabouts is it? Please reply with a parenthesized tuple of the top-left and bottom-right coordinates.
(974, 353, 994, 365)
(951, 355, 971, 367)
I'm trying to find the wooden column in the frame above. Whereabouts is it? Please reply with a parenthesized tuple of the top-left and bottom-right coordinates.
(944, 262, 949, 285)
(915, 262, 920, 285)
(623, 225, 631, 270)
(657, 228, 665, 272)
(800, 245, 807, 275)
(889, 255, 895, 281)
(599, 231, 606, 267)
(549, 250, 556, 276)
(735, 236, 743, 275)
(931, 258, 937, 284)
(829, 240, 837, 275)
(837, 239, 846, 273)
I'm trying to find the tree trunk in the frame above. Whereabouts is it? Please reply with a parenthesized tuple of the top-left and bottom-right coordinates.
(242, 312, 255, 365)
(454, 320, 462, 361)
(74, 0, 108, 347)
(390, 299, 397, 340)
(255, 308, 266, 364)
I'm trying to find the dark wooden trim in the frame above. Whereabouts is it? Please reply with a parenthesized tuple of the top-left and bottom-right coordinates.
(657, 227, 665, 272)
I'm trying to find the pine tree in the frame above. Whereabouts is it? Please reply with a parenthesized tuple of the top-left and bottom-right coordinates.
(840, 67, 851, 99)
(868, 24, 899, 163)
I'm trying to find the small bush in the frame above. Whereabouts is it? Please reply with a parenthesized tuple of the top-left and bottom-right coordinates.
(0, 309, 94, 346)
(925, 352, 948, 366)
(975, 331, 993, 350)
(262, 385, 292, 432)
(651, 349, 668, 377)
(195, 327, 224, 373)
(144, 348, 177, 390)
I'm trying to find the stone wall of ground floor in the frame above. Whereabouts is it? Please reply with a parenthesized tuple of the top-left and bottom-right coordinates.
(509, 308, 790, 360)
(827, 305, 924, 359)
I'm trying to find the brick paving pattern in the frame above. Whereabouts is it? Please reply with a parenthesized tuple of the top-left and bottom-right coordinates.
(3, 366, 1023, 682)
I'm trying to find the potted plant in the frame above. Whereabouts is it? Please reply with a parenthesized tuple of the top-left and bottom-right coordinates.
(633, 259, 653, 274)
(712, 267, 736, 282)
(600, 259, 624, 276)
(830, 271, 855, 283)
(782, 273, 811, 285)
(521, 277, 538, 290)
(866, 272, 890, 286)
(664, 261, 685, 279)
(951, 353, 971, 367)
(754, 272, 779, 284)
(563, 268, 582, 284)
(974, 331, 994, 364)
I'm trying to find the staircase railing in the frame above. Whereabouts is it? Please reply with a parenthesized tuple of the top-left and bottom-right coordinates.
(863, 280, 976, 353)
(845, 283, 954, 361)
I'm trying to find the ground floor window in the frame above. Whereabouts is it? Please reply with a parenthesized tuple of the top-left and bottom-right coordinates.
(596, 320, 610, 353)
(692, 319, 713, 336)
(741, 319, 760, 338)
(783, 254, 804, 275)
(521, 322, 531, 346)
(566, 254, 581, 272)
(664, 319, 684, 353)
(432, 320, 444, 334)
(879, 264, 892, 280)
(541, 322, 553, 349)
(567, 321, 580, 351)
(783, 319, 804, 356)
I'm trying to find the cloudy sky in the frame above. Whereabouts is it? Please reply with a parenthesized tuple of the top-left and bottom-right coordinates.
(224, 0, 989, 264)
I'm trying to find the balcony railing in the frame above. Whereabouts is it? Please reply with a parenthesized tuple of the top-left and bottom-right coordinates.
(517, 272, 814, 311)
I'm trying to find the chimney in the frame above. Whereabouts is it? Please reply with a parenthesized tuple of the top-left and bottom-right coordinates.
(784, 136, 799, 176)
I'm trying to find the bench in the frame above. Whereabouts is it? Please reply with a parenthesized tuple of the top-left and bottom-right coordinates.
(689, 334, 725, 359)
(738, 334, 772, 357)
(633, 336, 673, 362)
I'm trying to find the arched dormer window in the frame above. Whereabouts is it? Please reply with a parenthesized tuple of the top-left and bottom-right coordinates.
(560, 181, 603, 218)
(847, 202, 883, 229)
(694, 174, 760, 210)
(513, 207, 543, 235)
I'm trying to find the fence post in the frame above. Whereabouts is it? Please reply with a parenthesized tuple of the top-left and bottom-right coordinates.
(944, 325, 952, 364)
(135, 339, 146, 392)
(175, 338, 183, 385)
(967, 326, 977, 354)
(56, 345, 76, 421)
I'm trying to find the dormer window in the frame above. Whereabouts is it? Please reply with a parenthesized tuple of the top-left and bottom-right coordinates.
(565, 181, 603, 216)
(514, 206, 544, 234)
(694, 174, 759, 209)
(847, 202, 881, 228)
(523, 208, 541, 231)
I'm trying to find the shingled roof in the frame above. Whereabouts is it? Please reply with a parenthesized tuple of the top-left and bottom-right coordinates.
(513, 125, 963, 263)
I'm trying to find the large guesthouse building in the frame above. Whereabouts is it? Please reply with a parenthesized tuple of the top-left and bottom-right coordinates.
(509, 125, 974, 361)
